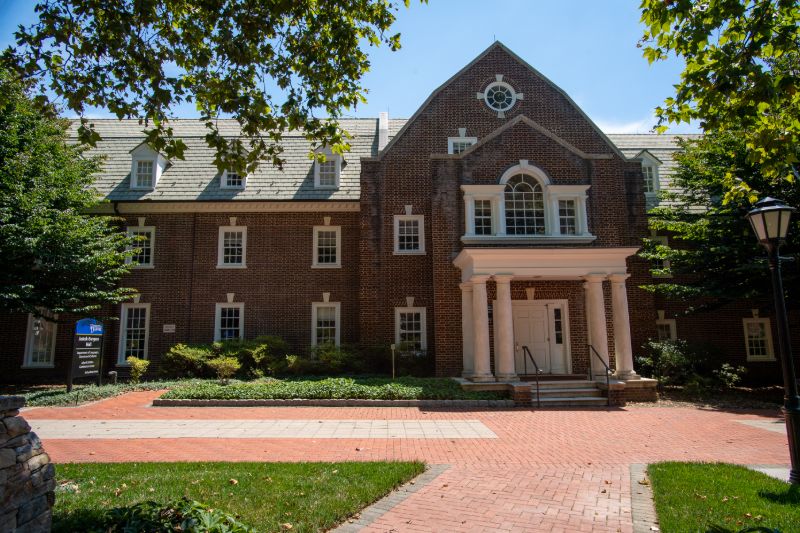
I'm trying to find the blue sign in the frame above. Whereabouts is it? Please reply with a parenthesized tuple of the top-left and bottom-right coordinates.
(75, 318, 103, 336)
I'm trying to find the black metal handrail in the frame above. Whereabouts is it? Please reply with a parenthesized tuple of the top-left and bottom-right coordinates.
(588, 344, 611, 407)
(521, 346, 542, 408)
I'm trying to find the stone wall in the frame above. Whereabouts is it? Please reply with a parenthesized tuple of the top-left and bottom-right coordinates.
(0, 396, 54, 533)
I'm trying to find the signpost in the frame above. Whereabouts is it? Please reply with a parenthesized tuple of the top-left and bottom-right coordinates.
(68, 318, 104, 392)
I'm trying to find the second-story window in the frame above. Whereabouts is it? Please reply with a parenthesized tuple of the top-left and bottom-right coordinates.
(474, 199, 493, 235)
(505, 175, 545, 235)
(312, 226, 341, 268)
(126, 227, 155, 268)
(394, 215, 425, 254)
(558, 200, 577, 235)
(218, 226, 247, 268)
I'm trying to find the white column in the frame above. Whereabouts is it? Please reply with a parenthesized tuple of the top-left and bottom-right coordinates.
(609, 273, 639, 380)
(460, 282, 475, 378)
(471, 275, 494, 382)
(494, 275, 517, 381)
(583, 274, 610, 379)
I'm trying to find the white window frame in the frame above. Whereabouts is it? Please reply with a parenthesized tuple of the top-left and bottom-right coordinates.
(448, 136, 478, 155)
(221, 169, 247, 190)
(131, 159, 156, 190)
(217, 226, 247, 268)
(393, 215, 426, 255)
(394, 306, 427, 351)
(130, 144, 167, 191)
(312, 226, 342, 268)
(655, 318, 677, 341)
(314, 150, 341, 189)
(311, 302, 341, 346)
(23, 313, 57, 368)
(650, 235, 672, 278)
(215, 302, 245, 341)
(743, 317, 775, 361)
(126, 226, 155, 268)
(118, 303, 151, 365)
(638, 151, 661, 208)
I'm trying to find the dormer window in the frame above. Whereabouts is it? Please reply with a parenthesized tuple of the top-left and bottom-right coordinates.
(221, 169, 246, 189)
(637, 150, 662, 209)
(129, 142, 168, 191)
(134, 160, 155, 189)
(314, 150, 341, 189)
(448, 128, 478, 154)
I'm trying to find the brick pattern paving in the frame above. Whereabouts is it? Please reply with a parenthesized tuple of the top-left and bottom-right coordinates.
(25, 391, 790, 532)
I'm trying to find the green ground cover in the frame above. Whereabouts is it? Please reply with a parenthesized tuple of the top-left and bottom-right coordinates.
(160, 376, 506, 401)
(648, 462, 799, 533)
(54, 461, 424, 532)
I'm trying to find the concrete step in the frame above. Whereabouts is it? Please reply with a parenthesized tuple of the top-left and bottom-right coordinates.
(528, 380, 599, 389)
(536, 396, 610, 407)
(535, 387, 603, 398)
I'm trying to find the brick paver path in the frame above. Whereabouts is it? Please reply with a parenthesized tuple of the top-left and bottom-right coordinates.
(26, 391, 790, 532)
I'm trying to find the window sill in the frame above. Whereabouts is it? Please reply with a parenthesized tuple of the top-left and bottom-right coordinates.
(314, 185, 340, 190)
(130, 187, 156, 192)
(21, 364, 55, 369)
(461, 234, 597, 245)
(312, 264, 342, 269)
(746, 357, 776, 363)
(131, 265, 155, 269)
(216, 264, 247, 269)
(393, 250, 426, 256)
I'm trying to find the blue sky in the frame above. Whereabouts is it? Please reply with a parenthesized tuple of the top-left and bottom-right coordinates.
(0, 0, 697, 133)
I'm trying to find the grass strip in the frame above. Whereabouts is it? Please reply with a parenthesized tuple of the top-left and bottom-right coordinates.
(54, 461, 424, 533)
(161, 376, 506, 401)
(648, 462, 799, 533)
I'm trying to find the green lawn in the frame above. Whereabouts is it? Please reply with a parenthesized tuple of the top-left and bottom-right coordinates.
(160, 376, 506, 401)
(648, 462, 799, 533)
(54, 461, 425, 533)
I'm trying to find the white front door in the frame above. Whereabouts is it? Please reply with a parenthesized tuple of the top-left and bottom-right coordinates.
(511, 300, 570, 374)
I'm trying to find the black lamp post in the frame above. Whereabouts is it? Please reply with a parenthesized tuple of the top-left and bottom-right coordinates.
(746, 197, 800, 484)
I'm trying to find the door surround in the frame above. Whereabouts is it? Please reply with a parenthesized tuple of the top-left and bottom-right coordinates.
(508, 299, 571, 374)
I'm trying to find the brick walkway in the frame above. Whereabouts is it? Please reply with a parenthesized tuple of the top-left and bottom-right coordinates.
(26, 391, 790, 532)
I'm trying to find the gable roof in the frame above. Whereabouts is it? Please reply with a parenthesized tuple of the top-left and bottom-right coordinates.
(377, 41, 627, 161)
(608, 134, 702, 194)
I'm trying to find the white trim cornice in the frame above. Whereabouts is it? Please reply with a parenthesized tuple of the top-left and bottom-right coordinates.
(453, 247, 639, 282)
(91, 201, 361, 214)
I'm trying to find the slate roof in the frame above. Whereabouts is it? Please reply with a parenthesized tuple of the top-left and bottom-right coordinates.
(70, 118, 395, 202)
(71, 119, 698, 202)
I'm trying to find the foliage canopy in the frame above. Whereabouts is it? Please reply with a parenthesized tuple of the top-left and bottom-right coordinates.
(640, 0, 800, 201)
(4, 0, 416, 173)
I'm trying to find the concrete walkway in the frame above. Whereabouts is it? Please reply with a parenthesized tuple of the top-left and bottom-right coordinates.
(26, 391, 791, 532)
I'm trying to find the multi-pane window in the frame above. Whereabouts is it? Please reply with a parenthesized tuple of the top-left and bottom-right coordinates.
(215, 303, 244, 341)
(127, 227, 155, 267)
(643, 165, 657, 193)
(217, 227, 246, 267)
(318, 160, 337, 187)
(474, 199, 493, 235)
(394, 215, 425, 254)
(312, 303, 340, 346)
(222, 170, 244, 189)
(656, 319, 677, 341)
(558, 199, 577, 235)
(24, 314, 57, 367)
(119, 304, 149, 363)
(448, 137, 477, 154)
(743, 318, 774, 361)
(553, 308, 564, 345)
(395, 307, 427, 351)
(505, 175, 545, 235)
(313, 226, 341, 268)
(134, 160, 154, 189)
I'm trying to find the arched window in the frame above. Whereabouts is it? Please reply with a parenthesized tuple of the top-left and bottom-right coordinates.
(504, 174, 545, 235)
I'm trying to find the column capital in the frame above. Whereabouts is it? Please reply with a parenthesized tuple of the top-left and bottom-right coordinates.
(608, 273, 631, 284)
(470, 274, 491, 284)
(459, 282, 473, 291)
(493, 274, 514, 285)
(582, 273, 607, 283)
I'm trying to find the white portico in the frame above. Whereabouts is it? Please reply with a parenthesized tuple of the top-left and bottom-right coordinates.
(453, 247, 641, 382)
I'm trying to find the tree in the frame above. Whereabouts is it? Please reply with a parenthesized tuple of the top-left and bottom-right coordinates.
(641, 131, 800, 307)
(0, 70, 136, 318)
(640, 0, 800, 202)
(3, 0, 416, 173)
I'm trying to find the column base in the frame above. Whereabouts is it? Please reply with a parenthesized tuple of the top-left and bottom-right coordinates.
(468, 373, 496, 383)
(462, 369, 475, 378)
(613, 370, 640, 381)
(495, 373, 519, 382)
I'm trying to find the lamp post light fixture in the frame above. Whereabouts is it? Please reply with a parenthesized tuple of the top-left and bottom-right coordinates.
(746, 197, 800, 484)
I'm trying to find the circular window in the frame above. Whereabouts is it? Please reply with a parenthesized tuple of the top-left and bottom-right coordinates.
(483, 81, 516, 112)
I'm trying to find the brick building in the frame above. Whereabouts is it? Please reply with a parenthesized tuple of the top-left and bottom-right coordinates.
(2, 42, 795, 394)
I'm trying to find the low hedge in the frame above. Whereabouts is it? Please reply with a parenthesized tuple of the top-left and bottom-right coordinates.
(161, 377, 506, 401)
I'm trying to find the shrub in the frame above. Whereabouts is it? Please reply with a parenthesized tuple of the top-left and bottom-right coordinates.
(713, 363, 747, 389)
(207, 357, 241, 384)
(285, 354, 325, 375)
(126, 357, 150, 383)
(212, 335, 290, 376)
(311, 342, 360, 373)
(93, 498, 254, 533)
(161, 343, 215, 378)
